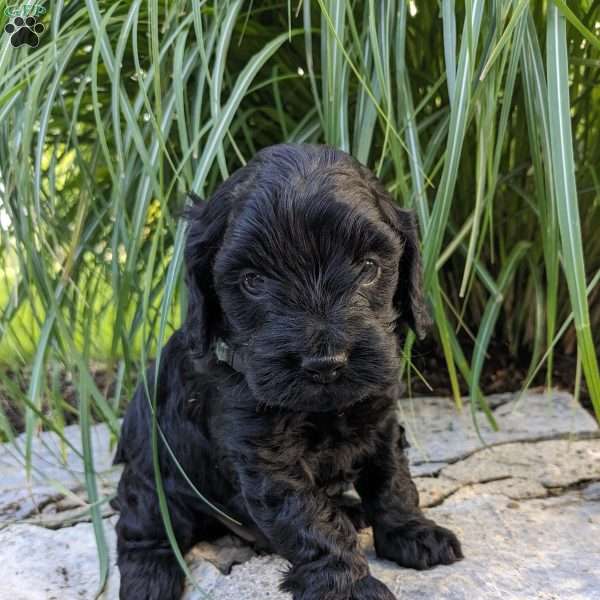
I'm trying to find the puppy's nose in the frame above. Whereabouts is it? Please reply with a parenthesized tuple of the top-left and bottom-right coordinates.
(302, 353, 348, 384)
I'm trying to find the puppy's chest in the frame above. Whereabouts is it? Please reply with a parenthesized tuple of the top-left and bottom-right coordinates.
(295, 411, 381, 488)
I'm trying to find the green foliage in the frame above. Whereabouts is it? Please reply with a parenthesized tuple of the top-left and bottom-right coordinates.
(1, 0, 600, 459)
(1, 1, 600, 593)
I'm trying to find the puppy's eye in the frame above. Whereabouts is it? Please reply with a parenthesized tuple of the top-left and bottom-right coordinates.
(241, 271, 266, 296)
(358, 258, 380, 287)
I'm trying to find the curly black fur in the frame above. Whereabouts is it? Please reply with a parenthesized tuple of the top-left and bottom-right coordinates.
(114, 144, 462, 600)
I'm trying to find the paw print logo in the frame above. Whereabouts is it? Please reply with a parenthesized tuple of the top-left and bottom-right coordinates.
(4, 16, 44, 48)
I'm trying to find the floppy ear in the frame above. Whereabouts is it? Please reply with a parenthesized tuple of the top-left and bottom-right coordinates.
(390, 207, 432, 340)
(372, 188, 431, 340)
(184, 164, 259, 357)
(184, 161, 257, 358)
(183, 193, 227, 358)
(354, 161, 431, 340)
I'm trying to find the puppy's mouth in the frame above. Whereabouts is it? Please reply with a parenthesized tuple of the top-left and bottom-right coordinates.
(298, 378, 360, 411)
(263, 377, 365, 413)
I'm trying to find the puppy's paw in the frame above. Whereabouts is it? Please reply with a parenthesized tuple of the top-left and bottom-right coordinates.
(286, 570, 394, 600)
(118, 553, 184, 600)
(351, 575, 397, 600)
(374, 519, 463, 570)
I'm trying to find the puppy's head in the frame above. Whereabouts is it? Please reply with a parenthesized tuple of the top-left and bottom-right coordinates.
(184, 144, 430, 412)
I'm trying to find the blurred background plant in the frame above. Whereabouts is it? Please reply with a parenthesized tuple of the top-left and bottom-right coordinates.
(0, 0, 599, 473)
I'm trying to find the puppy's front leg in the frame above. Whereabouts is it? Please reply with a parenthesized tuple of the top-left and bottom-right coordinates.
(356, 421, 463, 570)
(238, 468, 396, 600)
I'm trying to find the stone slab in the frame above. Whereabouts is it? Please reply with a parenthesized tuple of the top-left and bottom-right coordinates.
(440, 439, 600, 488)
(0, 519, 118, 600)
(2, 483, 598, 600)
(0, 422, 121, 525)
(0, 390, 598, 599)
(402, 389, 597, 469)
(181, 486, 600, 600)
(1, 389, 595, 524)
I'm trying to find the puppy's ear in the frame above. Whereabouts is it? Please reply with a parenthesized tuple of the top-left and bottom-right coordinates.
(184, 163, 259, 356)
(183, 182, 237, 357)
(390, 207, 432, 340)
(355, 162, 431, 340)
(372, 189, 431, 340)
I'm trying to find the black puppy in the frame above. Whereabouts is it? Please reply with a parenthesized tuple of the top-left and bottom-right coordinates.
(114, 144, 462, 600)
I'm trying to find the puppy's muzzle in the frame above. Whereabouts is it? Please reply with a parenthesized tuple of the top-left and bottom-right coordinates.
(301, 352, 348, 384)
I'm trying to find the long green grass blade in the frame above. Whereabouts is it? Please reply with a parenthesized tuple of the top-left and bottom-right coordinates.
(547, 5, 600, 419)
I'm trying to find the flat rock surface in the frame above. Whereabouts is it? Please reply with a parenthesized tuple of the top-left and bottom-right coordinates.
(182, 490, 600, 600)
(0, 421, 120, 525)
(402, 388, 597, 473)
(0, 389, 598, 599)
